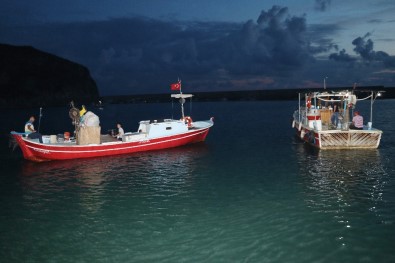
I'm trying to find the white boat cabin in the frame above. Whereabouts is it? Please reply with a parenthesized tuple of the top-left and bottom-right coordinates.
(123, 119, 189, 142)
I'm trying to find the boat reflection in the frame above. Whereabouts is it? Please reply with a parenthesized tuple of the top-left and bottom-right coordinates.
(294, 143, 389, 244)
(18, 143, 210, 212)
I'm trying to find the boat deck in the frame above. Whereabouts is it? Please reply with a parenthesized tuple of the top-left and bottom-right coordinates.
(26, 134, 120, 146)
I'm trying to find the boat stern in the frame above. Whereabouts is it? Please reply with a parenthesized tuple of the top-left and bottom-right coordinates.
(10, 132, 49, 162)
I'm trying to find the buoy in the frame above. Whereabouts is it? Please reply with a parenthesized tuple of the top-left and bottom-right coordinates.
(181, 116, 193, 127)
(306, 97, 311, 108)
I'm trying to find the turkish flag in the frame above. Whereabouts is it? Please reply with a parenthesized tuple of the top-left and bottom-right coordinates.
(170, 82, 181, 90)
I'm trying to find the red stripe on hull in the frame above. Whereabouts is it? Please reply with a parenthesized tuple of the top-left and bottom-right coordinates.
(307, 115, 321, 120)
(13, 128, 210, 162)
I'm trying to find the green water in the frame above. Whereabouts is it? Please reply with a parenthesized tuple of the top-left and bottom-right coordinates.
(1, 100, 394, 262)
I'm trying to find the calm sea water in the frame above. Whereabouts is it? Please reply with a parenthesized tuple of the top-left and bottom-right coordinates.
(1, 100, 394, 262)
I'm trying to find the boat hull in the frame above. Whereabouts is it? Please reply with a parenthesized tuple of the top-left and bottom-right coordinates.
(293, 121, 382, 149)
(12, 127, 211, 162)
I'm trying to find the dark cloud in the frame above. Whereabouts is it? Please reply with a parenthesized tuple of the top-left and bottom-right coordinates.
(2, 5, 326, 94)
(314, 0, 331, 12)
(352, 33, 375, 60)
(329, 32, 395, 70)
(383, 57, 395, 67)
(329, 49, 356, 62)
(351, 33, 395, 68)
(1, 5, 393, 94)
(226, 6, 311, 72)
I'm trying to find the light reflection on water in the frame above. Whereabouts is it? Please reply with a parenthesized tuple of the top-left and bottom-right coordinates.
(17, 143, 209, 214)
(294, 143, 392, 249)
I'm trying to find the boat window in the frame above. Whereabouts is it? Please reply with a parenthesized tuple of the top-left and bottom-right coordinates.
(166, 127, 172, 130)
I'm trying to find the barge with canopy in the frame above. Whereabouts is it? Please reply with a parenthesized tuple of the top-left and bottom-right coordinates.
(292, 89, 383, 149)
(11, 86, 214, 162)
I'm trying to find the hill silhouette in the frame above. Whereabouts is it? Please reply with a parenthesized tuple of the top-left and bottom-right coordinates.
(0, 43, 99, 108)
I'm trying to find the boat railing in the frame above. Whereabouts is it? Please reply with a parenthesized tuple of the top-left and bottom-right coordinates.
(293, 107, 307, 125)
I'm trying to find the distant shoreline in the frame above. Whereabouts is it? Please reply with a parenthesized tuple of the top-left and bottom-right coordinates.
(101, 86, 394, 104)
(2, 86, 393, 109)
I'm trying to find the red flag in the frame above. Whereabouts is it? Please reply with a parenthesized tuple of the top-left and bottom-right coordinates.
(170, 81, 181, 90)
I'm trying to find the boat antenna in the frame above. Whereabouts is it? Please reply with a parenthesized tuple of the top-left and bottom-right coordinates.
(38, 107, 43, 133)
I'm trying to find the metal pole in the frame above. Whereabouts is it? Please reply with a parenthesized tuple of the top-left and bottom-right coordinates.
(38, 107, 43, 133)
(370, 91, 373, 124)
(324, 77, 327, 89)
(305, 93, 308, 125)
(298, 93, 301, 122)
(181, 100, 185, 119)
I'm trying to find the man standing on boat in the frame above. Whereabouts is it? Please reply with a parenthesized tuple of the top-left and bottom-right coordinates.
(331, 101, 340, 128)
(114, 123, 124, 141)
(25, 116, 43, 143)
(350, 111, 364, 130)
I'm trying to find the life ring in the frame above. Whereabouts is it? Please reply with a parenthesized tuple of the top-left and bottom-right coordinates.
(306, 97, 311, 108)
(181, 116, 193, 127)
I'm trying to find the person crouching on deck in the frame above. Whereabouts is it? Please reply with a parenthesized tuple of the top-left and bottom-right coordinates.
(349, 111, 364, 130)
(25, 116, 43, 143)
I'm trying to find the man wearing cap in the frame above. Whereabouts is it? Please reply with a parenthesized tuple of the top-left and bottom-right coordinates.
(349, 111, 364, 130)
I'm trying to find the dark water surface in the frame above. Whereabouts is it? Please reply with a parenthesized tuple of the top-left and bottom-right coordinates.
(1, 100, 394, 262)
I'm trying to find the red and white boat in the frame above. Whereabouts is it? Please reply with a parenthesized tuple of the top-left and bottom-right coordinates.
(11, 92, 214, 162)
(292, 89, 383, 149)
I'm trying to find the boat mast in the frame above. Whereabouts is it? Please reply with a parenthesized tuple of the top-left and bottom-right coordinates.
(171, 79, 194, 119)
(179, 79, 185, 119)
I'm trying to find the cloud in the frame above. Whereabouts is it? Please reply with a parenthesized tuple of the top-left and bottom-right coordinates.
(328, 32, 395, 75)
(351, 33, 395, 67)
(44, 6, 317, 93)
(314, 0, 331, 12)
(230, 7, 309, 66)
(1, 5, 393, 94)
(352, 33, 375, 61)
(329, 49, 356, 62)
(367, 19, 383, 24)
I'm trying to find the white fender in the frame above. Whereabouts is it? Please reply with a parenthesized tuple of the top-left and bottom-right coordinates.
(292, 120, 295, 128)
(298, 122, 302, 131)
(300, 129, 305, 139)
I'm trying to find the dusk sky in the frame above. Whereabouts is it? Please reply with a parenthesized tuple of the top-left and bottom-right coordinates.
(1, 0, 395, 95)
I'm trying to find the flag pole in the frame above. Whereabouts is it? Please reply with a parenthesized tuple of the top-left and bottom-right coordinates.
(179, 78, 182, 94)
